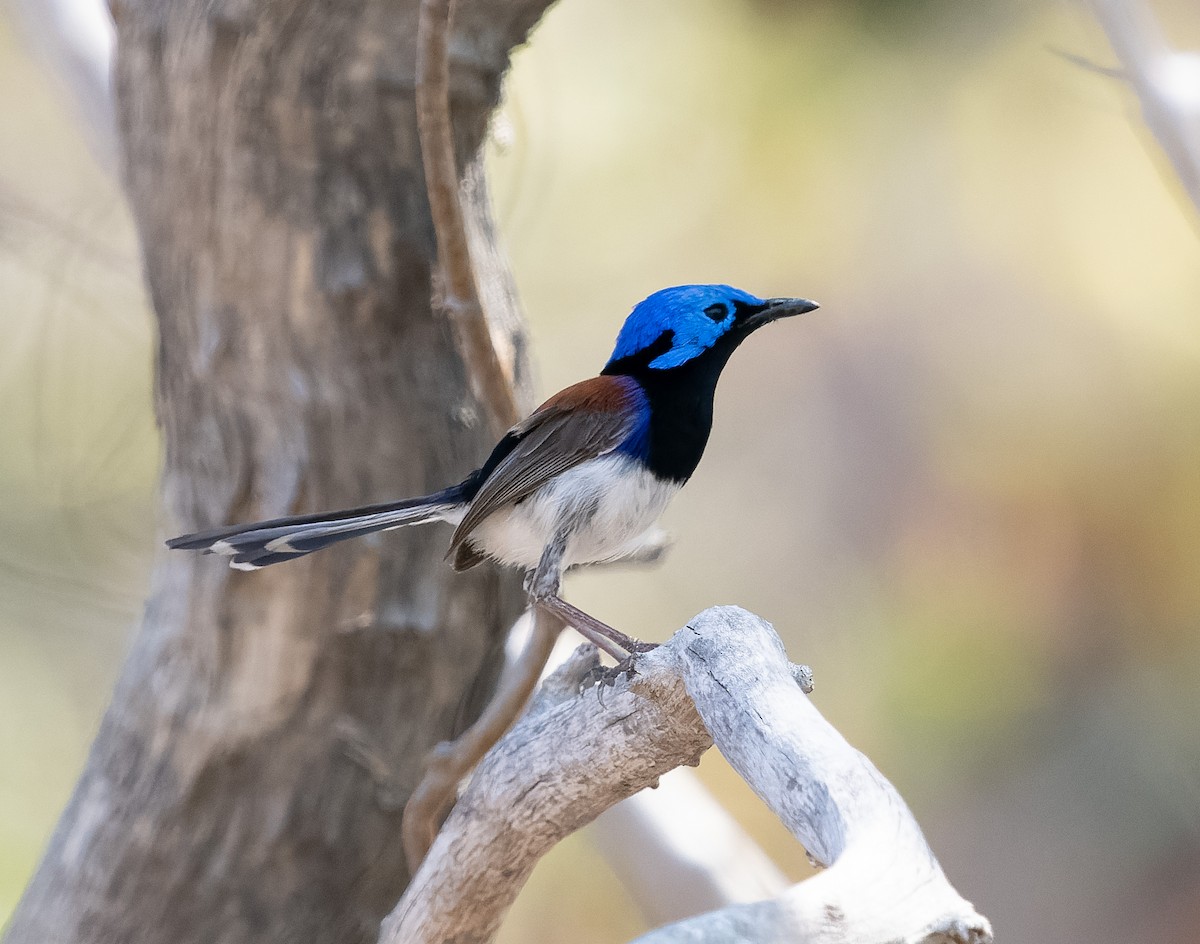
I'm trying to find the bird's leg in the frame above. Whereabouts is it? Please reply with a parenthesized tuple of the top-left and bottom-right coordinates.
(538, 595, 658, 656)
(527, 531, 658, 665)
(527, 568, 626, 662)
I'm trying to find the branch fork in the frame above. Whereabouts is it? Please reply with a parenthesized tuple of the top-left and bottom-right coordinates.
(382, 606, 993, 944)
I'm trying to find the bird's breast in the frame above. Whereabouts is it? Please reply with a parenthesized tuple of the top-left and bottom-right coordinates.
(464, 454, 679, 571)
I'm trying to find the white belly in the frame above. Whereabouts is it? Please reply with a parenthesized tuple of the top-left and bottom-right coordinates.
(452, 454, 679, 571)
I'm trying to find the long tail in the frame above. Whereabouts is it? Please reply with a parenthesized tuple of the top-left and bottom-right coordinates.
(166, 484, 467, 570)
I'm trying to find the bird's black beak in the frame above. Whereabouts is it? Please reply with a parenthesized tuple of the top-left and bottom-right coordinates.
(740, 296, 820, 329)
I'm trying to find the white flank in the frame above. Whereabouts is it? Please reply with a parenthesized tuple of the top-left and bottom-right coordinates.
(466, 455, 680, 571)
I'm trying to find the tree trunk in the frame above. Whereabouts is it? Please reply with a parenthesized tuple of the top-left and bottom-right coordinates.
(4, 1, 552, 941)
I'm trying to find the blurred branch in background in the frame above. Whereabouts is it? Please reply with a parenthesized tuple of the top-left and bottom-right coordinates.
(416, 0, 522, 430)
(401, 608, 564, 871)
(401, 0, 546, 872)
(591, 767, 788, 926)
(8, 0, 115, 169)
(1089, 0, 1200, 214)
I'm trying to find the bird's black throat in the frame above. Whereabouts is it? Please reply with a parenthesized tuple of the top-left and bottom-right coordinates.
(601, 327, 751, 483)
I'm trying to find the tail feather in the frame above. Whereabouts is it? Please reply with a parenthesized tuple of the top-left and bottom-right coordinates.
(231, 550, 308, 571)
(168, 484, 466, 570)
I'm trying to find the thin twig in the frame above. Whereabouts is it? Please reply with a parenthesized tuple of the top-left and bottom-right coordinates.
(402, 0, 540, 875)
(1047, 45, 1126, 79)
(416, 0, 520, 429)
(401, 608, 565, 871)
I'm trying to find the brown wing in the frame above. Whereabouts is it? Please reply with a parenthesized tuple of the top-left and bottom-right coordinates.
(447, 375, 643, 568)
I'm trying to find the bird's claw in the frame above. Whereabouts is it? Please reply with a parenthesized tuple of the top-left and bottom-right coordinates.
(578, 654, 641, 695)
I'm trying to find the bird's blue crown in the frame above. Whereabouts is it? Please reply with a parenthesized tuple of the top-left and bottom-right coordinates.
(606, 284, 766, 370)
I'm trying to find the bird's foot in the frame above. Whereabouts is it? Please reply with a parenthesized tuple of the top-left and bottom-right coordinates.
(579, 639, 658, 692)
(579, 653, 642, 693)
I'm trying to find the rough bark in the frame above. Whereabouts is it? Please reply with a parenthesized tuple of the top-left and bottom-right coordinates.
(381, 642, 711, 944)
(3, 1, 552, 943)
(386, 607, 992, 944)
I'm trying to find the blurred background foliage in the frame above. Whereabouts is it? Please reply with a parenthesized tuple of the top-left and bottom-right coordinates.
(2, 0, 1199, 941)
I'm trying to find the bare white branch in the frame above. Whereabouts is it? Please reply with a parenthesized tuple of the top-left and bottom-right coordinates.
(1089, 0, 1200, 214)
(9, 0, 117, 168)
(380, 641, 710, 944)
(591, 768, 789, 926)
(380, 606, 992, 944)
(631, 607, 991, 944)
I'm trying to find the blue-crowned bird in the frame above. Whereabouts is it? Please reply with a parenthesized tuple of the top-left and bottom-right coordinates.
(169, 285, 818, 659)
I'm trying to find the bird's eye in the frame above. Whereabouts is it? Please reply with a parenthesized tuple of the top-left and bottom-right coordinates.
(704, 303, 728, 322)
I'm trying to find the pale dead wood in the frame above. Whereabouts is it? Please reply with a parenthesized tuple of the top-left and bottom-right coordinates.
(401, 608, 565, 870)
(631, 608, 991, 944)
(380, 641, 710, 944)
(533, 604, 788, 926)
(591, 768, 789, 925)
(1089, 0, 1200, 214)
(381, 606, 992, 944)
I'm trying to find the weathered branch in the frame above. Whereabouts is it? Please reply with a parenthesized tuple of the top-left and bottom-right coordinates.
(396, 0, 540, 872)
(416, 0, 521, 429)
(401, 608, 564, 870)
(591, 767, 789, 925)
(379, 640, 707, 944)
(1089, 0, 1200, 214)
(381, 606, 992, 944)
